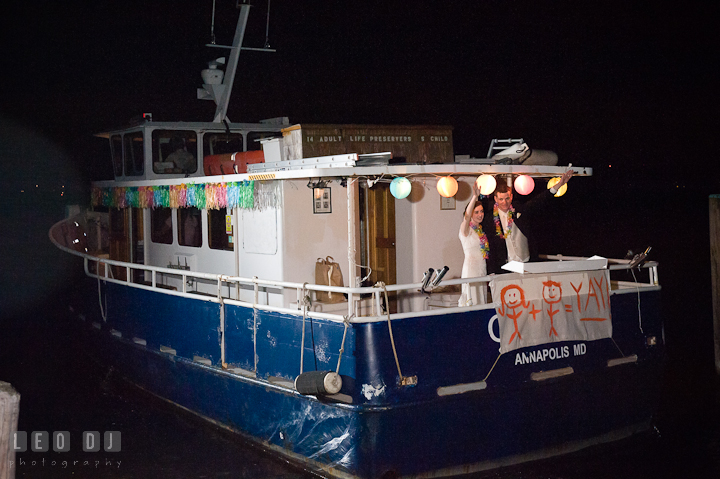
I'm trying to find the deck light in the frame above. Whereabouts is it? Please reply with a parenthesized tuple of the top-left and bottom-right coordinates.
(390, 177, 412, 199)
(514, 175, 535, 195)
(476, 174, 497, 195)
(437, 176, 458, 198)
(547, 177, 568, 197)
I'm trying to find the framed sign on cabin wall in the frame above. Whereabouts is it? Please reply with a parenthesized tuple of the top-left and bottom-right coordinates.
(313, 187, 332, 214)
(440, 196, 456, 210)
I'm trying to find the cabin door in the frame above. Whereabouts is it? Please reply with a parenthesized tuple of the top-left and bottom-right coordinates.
(363, 183, 397, 312)
(108, 208, 144, 282)
(109, 208, 129, 280)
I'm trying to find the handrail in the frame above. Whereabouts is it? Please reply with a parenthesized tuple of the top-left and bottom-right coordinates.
(540, 253, 658, 267)
(50, 216, 660, 325)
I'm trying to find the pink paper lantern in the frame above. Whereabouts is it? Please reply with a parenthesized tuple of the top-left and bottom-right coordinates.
(514, 175, 535, 195)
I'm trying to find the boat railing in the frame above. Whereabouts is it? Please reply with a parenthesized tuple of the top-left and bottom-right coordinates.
(540, 253, 660, 287)
(73, 251, 660, 325)
(51, 217, 659, 325)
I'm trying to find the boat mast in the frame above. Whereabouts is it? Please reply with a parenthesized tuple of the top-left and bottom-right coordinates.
(211, 3, 251, 123)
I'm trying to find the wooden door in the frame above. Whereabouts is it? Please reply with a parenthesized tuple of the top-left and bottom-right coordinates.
(366, 183, 397, 312)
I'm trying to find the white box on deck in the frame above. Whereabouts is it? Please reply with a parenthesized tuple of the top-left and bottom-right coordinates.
(261, 138, 285, 163)
(502, 256, 608, 274)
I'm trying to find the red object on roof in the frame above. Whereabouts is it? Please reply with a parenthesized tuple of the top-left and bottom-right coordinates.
(203, 150, 265, 176)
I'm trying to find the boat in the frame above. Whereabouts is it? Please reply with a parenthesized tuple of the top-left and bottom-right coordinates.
(49, 3, 664, 478)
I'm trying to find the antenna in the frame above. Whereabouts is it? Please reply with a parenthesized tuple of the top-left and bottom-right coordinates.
(210, 0, 217, 45)
(264, 0, 272, 49)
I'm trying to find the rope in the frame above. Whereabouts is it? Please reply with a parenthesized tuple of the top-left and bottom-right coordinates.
(611, 336, 626, 357)
(97, 274, 107, 322)
(482, 352, 503, 382)
(336, 315, 353, 374)
(631, 269, 644, 333)
(218, 277, 228, 369)
(376, 281, 406, 383)
(299, 283, 310, 375)
(253, 276, 259, 373)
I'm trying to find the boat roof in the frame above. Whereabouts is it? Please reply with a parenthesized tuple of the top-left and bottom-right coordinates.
(94, 118, 289, 139)
(92, 162, 591, 188)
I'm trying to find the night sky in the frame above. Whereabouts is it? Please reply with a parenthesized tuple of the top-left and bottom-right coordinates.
(1, 2, 718, 363)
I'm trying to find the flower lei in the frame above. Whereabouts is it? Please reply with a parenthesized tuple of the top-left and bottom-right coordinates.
(493, 202, 514, 239)
(470, 223, 490, 259)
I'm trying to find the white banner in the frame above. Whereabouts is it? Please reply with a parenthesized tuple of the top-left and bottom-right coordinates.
(490, 270, 612, 354)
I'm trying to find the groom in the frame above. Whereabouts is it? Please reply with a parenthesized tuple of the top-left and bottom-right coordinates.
(486, 170, 573, 274)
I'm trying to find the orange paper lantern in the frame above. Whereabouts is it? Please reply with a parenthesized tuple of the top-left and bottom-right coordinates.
(514, 175, 535, 195)
(436, 176, 458, 198)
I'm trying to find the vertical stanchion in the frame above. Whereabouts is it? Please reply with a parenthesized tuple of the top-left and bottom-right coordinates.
(710, 195, 720, 375)
(0, 381, 20, 479)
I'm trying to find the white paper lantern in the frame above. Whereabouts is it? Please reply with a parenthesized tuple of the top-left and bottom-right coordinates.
(476, 175, 497, 195)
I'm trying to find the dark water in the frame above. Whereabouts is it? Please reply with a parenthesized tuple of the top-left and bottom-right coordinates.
(0, 304, 314, 479)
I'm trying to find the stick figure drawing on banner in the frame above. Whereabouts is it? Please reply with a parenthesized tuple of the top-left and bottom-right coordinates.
(542, 280, 563, 337)
(499, 284, 528, 345)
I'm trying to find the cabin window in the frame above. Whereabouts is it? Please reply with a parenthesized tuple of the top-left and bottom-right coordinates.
(246, 132, 275, 151)
(203, 133, 244, 156)
(111, 135, 123, 177)
(151, 208, 173, 244)
(123, 131, 144, 176)
(178, 207, 202, 247)
(152, 130, 198, 174)
(208, 208, 234, 251)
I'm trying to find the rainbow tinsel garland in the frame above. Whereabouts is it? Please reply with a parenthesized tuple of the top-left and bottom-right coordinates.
(91, 180, 256, 210)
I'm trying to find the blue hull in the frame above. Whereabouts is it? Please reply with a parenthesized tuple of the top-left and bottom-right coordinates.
(72, 279, 664, 478)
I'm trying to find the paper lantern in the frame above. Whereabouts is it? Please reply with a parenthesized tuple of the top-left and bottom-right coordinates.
(390, 177, 412, 199)
(547, 177, 568, 197)
(476, 175, 497, 195)
(514, 175, 535, 195)
(436, 176, 458, 198)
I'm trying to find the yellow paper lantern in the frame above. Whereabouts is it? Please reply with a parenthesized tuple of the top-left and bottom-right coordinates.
(475, 174, 497, 195)
(436, 176, 458, 198)
(514, 175, 535, 195)
(547, 177, 568, 197)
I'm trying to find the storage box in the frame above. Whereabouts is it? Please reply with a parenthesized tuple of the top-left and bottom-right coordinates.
(282, 124, 454, 164)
